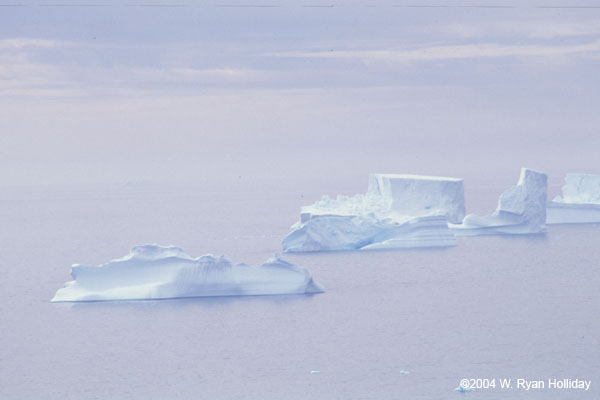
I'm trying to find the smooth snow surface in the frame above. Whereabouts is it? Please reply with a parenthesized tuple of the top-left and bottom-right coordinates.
(450, 168, 547, 235)
(52, 245, 323, 302)
(547, 174, 600, 224)
(283, 174, 464, 252)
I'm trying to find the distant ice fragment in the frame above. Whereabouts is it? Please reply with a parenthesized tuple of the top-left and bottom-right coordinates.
(450, 168, 547, 236)
(283, 173, 465, 252)
(52, 245, 323, 302)
(455, 385, 475, 392)
(547, 173, 600, 224)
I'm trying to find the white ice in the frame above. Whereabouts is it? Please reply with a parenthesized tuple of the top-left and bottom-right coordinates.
(450, 168, 547, 236)
(283, 173, 465, 252)
(51, 245, 323, 302)
(367, 174, 466, 224)
(547, 173, 600, 224)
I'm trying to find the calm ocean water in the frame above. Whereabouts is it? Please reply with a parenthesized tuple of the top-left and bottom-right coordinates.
(1, 175, 598, 399)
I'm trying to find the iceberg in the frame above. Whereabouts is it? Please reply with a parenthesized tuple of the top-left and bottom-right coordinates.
(547, 173, 600, 224)
(450, 168, 547, 236)
(367, 174, 466, 224)
(283, 174, 465, 252)
(51, 245, 323, 302)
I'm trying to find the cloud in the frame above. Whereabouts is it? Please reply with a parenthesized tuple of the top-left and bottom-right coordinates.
(438, 20, 600, 40)
(268, 41, 600, 64)
(0, 40, 71, 94)
(130, 67, 264, 83)
(0, 37, 267, 96)
(0, 38, 71, 50)
(527, 21, 600, 39)
(2, 31, 600, 99)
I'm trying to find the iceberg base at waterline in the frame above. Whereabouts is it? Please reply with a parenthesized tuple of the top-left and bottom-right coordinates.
(51, 245, 324, 302)
(450, 168, 548, 236)
(283, 214, 456, 252)
(546, 202, 600, 224)
(546, 173, 600, 224)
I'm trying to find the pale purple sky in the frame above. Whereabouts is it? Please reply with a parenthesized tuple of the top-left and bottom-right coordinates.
(1, 1, 599, 185)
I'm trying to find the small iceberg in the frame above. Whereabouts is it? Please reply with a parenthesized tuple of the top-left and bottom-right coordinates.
(547, 173, 600, 224)
(283, 173, 466, 252)
(52, 245, 324, 302)
(450, 168, 547, 236)
(454, 385, 475, 393)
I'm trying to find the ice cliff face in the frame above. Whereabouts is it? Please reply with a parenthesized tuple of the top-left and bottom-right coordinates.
(450, 168, 547, 235)
(367, 174, 466, 224)
(51, 245, 323, 302)
(283, 174, 465, 252)
(547, 173, 600, 224)
(553, 173, 600, 204)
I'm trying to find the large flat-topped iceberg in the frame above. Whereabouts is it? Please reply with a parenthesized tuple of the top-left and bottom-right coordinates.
(52, 245, 323, 302)
(367, 174, 466, 224)
(450, 168, 547, 236)
(547, 173, 600, 224)
(283, 173, 465, 252)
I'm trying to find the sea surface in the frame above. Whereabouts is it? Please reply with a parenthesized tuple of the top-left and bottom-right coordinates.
(1, 175, 599, 399)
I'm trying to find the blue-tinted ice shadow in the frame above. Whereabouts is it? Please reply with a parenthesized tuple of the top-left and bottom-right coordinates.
(285, 245, 457, 256)
(455, 232, 549, 243)
(547, 222, 600, 228)
(62, 292, 322, 310)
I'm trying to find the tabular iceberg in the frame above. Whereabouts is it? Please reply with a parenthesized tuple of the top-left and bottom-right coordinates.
(450, 168, 547, 236)
(51, 245, 324, 302)
(547, 173, 600, 224)
(367, 174, 466, 224)
(283, 174, 465, 252)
